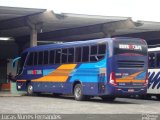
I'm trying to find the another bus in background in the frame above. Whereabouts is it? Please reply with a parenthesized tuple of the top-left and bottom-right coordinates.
(148, 47, 160, 99)
(13, 37, 148, 101)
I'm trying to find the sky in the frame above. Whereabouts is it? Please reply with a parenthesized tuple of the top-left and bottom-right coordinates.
(0, 0, 160, 22)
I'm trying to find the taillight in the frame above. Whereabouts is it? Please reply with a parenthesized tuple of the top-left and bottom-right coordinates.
(109, 72, 117, 86)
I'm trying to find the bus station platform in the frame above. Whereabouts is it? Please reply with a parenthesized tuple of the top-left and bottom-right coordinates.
(0, 91, 22, 97)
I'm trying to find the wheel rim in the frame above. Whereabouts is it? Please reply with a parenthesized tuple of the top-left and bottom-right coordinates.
(28, 85, 33, 94)
(75, 86, 81, 98)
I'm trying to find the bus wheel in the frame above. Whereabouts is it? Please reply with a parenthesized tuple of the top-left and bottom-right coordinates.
(74, 84, 86, 101)
(27, 84, 34, 96)
(101, 96, 116, 102)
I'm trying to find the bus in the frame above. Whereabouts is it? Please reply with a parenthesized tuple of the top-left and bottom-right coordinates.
(13, 37, 148, 101)
(148, 47, 160, 99)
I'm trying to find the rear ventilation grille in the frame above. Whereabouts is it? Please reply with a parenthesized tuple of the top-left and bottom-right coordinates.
(117, 60, 144, 68)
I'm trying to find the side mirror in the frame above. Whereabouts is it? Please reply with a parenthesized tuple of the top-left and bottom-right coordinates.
(12, 57, 21, 68)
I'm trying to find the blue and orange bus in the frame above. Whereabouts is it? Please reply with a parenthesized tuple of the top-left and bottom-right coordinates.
(13, 37, 148, 101)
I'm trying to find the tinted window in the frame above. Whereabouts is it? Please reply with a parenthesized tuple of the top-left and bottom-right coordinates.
(156, 53, 160, 68)
(38, 51, 43, 65)
(44, 51, 49, 65)
(148, 53, 156, 68)
(75, 47, 82, 62)
(34, 52, 38, 65)
(27, 52, 34, 66)
(18, 53, 28, 74)
(68, 48, 74, 63)
(98, 44, 106, 54)
(62, 49, 68, 63)
(90, 44, 106, 62)
(55, 49, 61, 64)
(91, 45, 97, 55)
(82, 46, 89, 62)
(50, 50, 55, 64)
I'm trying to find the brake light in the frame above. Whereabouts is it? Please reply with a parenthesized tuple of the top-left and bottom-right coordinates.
(109, 72, 117, 86)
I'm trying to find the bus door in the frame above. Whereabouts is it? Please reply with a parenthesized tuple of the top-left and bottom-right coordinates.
(98, 68, 106, 93)
(97, 43, 108, 93)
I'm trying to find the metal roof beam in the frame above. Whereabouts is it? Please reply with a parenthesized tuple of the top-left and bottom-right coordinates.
(102, 18, 140, 37)
(0, 10, 58, 31)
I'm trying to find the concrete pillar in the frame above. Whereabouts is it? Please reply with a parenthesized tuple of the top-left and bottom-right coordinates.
(26, 19, 38, 47)
(30, 25, 37, 47)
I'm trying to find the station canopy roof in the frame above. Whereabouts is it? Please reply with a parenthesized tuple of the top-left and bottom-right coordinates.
(0, 6, 160, 42)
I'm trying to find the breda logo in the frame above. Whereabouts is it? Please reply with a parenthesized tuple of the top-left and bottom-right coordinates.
(119, 44, 142, 50)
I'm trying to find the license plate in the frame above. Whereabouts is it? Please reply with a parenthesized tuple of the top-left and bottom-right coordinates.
(128, 89, 134, 92)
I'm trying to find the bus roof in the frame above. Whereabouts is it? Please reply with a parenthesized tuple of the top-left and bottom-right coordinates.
(22, 37, 141, 54)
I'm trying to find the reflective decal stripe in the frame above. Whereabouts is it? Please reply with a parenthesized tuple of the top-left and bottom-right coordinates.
(116, 71, 145, 83)
(32, 64, 77, 82)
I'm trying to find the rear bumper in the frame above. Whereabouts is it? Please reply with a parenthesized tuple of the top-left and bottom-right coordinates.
(82, 82, 147, 96)
(102, 85, 147, 96)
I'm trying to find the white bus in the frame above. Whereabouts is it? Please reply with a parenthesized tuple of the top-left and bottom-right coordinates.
(148, 47, 160, 99)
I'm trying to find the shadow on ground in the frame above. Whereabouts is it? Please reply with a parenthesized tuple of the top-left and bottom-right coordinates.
(24, 93, 140, 104)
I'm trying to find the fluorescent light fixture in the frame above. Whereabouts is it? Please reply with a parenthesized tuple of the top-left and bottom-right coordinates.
(0, 37, 14, 41)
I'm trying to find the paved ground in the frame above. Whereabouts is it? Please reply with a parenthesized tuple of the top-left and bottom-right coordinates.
(0, 91, 22, 97)
(0, 94, 160, 114)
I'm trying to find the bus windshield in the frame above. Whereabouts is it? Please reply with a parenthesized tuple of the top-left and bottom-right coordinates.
(17, 53, 27, 75)
(114, 39, 147, 56)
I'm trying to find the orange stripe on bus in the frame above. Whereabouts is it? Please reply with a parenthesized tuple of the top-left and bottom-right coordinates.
(116, 79, 145, 83)
(116, 71, 145, 83)
(32, 64, 77, 82)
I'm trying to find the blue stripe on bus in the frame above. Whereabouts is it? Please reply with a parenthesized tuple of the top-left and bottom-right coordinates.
(43, 69, 55, 76)
(69, 59, 106, 83)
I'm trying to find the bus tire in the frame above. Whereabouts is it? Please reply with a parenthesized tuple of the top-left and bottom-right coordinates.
(74, 84, 86, 101)
(27, 83, 34, 96)
(101, 96, 116, 102)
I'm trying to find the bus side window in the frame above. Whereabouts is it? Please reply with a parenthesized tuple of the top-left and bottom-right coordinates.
(62, 49, 68, 63)
(38, 51, 44, 65)
(90, 45, 98, 62)
(156, 53, 160, 68)
(55, 49, 61, 64)
(49, 50, 55, 64)
(34, 52, 38, 66)
(91, 45, 97, 55)
(149, 53, 155, 68)
(82, 46, 89, 62)
(98, 44, 106, 54)
(43, 51, 49, 65)
(90, 44, 106, 62)
(97, 44, 106, 60)
(75, 47, 82, 63)
(27, 52, 34, 66)
(68, 48, 74, 63)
